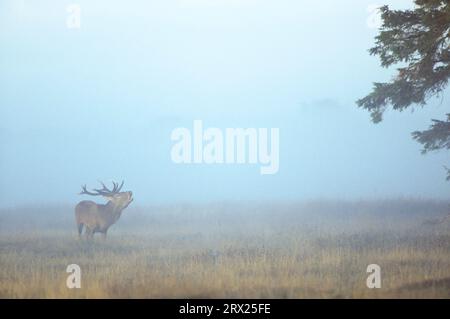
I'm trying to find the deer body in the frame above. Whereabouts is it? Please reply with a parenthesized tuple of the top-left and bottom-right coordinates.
(75, 181, 133, 239)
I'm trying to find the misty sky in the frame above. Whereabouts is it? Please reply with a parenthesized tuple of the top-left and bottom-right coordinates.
(0, 0, 449, 206)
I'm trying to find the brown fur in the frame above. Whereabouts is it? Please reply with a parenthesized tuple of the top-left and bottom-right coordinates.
(75, 191, 133, 239)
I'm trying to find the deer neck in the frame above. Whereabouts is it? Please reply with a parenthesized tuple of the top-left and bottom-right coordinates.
(106, 201, 124, 219)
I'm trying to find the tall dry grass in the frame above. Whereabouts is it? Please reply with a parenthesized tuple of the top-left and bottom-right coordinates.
(0, 199, 449, 298)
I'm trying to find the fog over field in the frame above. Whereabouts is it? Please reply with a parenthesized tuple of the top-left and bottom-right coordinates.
(1, 0, 450, 299)
(1, 200, 450, 298)
(0, 0, 449, 207)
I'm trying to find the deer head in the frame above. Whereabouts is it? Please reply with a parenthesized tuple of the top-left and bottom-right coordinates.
(80, 181, 133, 210)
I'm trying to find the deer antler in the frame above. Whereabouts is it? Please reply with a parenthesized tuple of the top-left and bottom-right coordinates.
(80, 181, 125, 196)
(80, 185, 103, 196)
(113, 181, 124, 193)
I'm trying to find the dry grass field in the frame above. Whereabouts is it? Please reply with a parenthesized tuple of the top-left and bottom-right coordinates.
(0, 199, 449, 298)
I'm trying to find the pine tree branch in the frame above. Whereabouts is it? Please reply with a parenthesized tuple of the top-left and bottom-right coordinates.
(412, 114, 450, 153)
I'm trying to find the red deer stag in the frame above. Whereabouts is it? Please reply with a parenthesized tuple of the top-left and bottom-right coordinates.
(75, 181, 133, 239)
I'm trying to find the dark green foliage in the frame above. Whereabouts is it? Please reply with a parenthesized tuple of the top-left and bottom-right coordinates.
(357, 1, 450, 179)
(412, 114, 450, 179)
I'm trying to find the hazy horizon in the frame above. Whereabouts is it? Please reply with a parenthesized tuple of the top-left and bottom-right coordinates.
(1, 0, 449, 207)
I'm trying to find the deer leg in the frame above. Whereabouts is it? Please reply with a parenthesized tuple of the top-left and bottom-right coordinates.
(77, 223, 84, 239)
(85, 227, 93, 239)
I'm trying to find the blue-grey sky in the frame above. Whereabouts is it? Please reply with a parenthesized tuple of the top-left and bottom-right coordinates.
(0, 0, 448, 206)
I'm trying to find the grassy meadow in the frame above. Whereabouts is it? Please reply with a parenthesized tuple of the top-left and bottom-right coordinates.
(0, 199, 449, 298)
